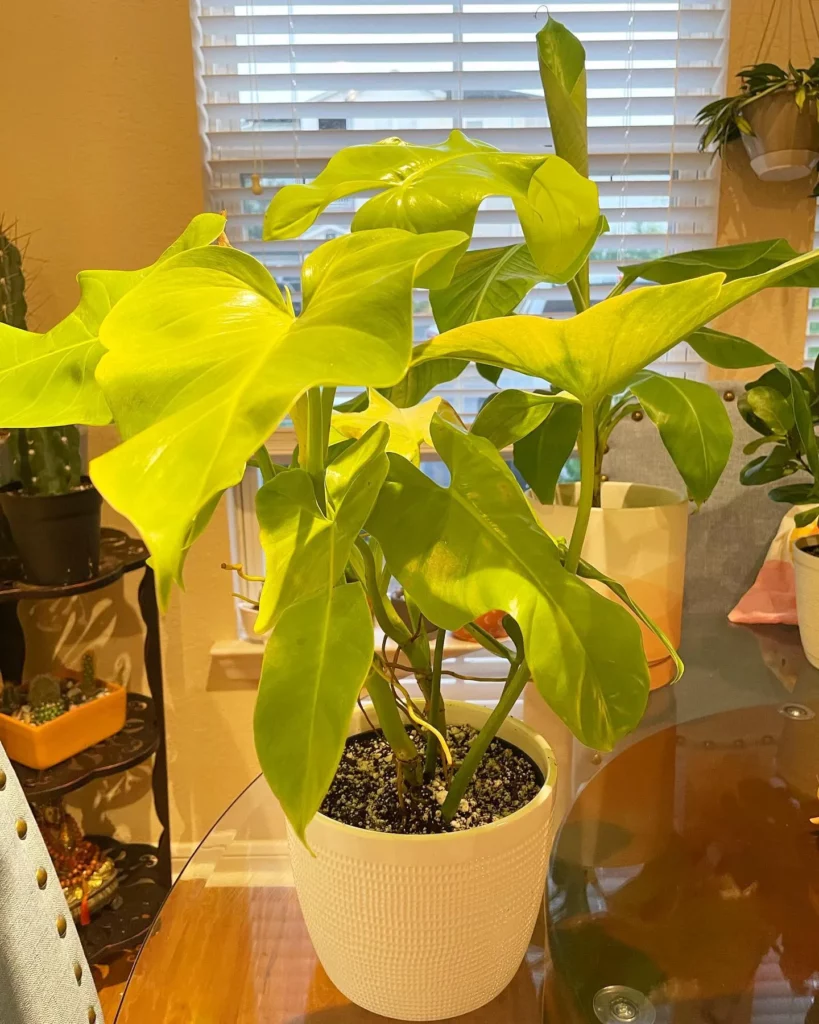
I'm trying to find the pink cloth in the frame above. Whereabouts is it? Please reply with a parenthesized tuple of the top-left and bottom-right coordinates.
(728, 559, 797, 625)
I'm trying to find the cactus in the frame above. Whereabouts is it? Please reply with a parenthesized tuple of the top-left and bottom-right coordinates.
(0, 223, 82, 496)
(28, 673, 63, 709)
(0, 224, 27, 330)
(80, 651, 97, 699)
(5, 426, 82, 496)
(31, 700, 67, 726)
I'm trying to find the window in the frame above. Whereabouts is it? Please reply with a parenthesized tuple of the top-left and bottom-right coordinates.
(194, 0, 729, 650)
(196, 0, 729, 395)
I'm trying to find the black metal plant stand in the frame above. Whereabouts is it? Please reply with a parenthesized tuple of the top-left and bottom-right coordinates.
(0, 528, 171, 963)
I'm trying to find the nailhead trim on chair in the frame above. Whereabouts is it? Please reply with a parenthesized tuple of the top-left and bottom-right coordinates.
(0, 740, 104, 1023)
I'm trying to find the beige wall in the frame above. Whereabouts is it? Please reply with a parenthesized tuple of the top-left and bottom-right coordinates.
(711, 0, 819, 371)
(1, 0, 818, 850)
(0, 1, 261, 849)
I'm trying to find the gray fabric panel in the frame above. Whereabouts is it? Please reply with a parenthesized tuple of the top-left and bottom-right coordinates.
(603, 381, 802, 616)
(0, 741, 103, 1024)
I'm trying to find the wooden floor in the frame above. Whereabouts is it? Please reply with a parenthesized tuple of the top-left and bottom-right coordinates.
(93, 954, 133, 1023)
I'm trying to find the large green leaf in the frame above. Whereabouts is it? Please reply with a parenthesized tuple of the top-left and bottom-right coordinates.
(380, 359, 467, 407)
(254, 581, 374, 842)
(619, 237, 819, 290)
(263, 130, 601, 282)
(628, 371, 732, 504)
(90, 228, 466, 606)
(415, 249, 819, 403)
(256, 424, 389, 632)
(514, 402, 582, 503)
(0, 213, 226, 428)
(685, 326, 773, 369)
(367, 416, 650, 750)
(537, 16, 588, 176)
(430, 244, 544, 332)
(332, 390, 459, 465)
(471, 388, 578, 449)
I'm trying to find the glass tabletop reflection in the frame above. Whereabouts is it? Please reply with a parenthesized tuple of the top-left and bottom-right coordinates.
(116, 611, 819, 1024)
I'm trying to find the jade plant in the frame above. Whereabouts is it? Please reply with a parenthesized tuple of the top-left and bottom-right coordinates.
(0, 224, 83, 496)
(2, 19, 819, 841)
(739, 360, 819, 525)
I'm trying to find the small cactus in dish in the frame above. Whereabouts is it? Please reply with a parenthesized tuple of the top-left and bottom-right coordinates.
(31, 700, 67, 726)
(80, 651, 97, 699)
(28, 673, 64, 708)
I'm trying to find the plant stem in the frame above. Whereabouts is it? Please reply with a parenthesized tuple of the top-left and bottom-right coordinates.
(305, 387, 326, 513)
(440, 659, 530, 822)
(567, 275, 589, 314)
(356, 538, 412, 645)
(320, 386, 336, 463)
(606, 276, 629, 299)
(565, 402, 596, 574)
(365, 668, 422, 784)
(424, 628, 447, 777)
(463, 622, 514, 662)
(253, 445, 277, 484)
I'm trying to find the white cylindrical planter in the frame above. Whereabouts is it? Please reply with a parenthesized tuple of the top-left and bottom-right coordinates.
(288, 700, 557, 1020)
(530, 482, 688, 688)
(793, 537, 819, 668)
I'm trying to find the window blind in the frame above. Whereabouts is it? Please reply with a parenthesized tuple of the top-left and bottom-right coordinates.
(195, 0, 729, 412)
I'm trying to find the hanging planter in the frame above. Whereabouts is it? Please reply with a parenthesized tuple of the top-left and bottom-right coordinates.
(697, 61, 819, 190)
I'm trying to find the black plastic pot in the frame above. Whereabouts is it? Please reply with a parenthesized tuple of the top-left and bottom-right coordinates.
(0, 477, 102, 586)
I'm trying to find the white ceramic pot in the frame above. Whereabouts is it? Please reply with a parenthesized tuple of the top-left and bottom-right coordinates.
(529, 482, 688, 688)
(793, 537, 819, 668)
(288, 700, 557, 1020)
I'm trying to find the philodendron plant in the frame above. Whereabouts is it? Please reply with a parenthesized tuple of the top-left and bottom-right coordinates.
(264, 18, 819, 524)
(739, 359, 819, 525)
(3, 19, 819, 844)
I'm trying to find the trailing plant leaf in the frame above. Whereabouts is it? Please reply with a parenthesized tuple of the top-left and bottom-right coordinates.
(367, 416, 650, 750)
(263, 130, 601, 282)
(628, 371, 733, 505)
(256, 424, 389, 632)
(332, 390, 460, 465)
(576, 558, 683, 682)
(794, 505, 819, 527)
(471, 388, 578, 449)
(536, 15, 588, 176)
(0, 213, 226, 428)
(513, 403, 582, 503)
(685, 326, 773, 369)
(779, 362, 819, 479)
(90, 228, 466, 606)
(254, 581, 375, 842)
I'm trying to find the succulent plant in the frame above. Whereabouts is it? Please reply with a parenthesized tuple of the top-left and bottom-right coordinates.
(31, 700, 67, 726)
(80, 651, 97, 699)
(28, 673, 63, 709)
(1, 681, 21, 715)
(0, 224, 82, 497)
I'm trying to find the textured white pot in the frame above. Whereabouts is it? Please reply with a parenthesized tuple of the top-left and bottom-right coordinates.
(793, 537, 819, 668)
(288, 700, 557, 1020)
(530, 482, 688, 688)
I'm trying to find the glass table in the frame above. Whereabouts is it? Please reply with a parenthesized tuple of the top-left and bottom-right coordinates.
(115, 610, 819, 1023)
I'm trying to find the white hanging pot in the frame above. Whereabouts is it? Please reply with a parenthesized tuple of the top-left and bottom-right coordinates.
(792, 535, 819, 668)
(288, 699, 557, 1020)
(529, 481, 688, 689)
(741, 91, 819, 181)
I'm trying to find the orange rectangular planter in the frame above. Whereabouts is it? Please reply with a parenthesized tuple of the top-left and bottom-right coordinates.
(0, 679, 127, 770)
